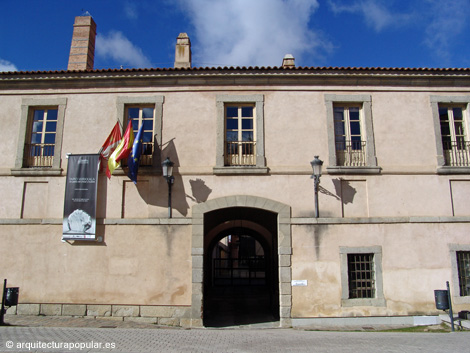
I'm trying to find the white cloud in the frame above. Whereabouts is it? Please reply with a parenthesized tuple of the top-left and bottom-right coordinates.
(176, 0, 330, 67)
(124, 2, 138, 20)
(96, 31, 152, 68)
(328, 0, 406, 32)
(0, 59, 18, 72)
(423, 0, 470, 65)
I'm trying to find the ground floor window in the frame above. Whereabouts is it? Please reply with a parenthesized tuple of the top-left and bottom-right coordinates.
(340, 246, 385, 307)
(457, 251, 470, 296)
(347, 253, 375, 299)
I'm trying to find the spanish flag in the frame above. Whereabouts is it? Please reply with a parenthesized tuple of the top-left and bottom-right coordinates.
(107, 120, 134, 178)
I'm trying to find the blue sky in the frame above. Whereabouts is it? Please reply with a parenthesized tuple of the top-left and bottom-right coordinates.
(1, 0, 469, 72)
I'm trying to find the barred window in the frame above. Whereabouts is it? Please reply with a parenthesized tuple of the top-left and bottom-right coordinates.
(347, 253, 375, 299)
(457, 251, 470, 296)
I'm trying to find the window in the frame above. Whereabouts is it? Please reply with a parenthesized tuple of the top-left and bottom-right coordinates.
(26, 108, 58, 167)
(449, 244, 470, 304)
(439, 106, 469, 167)
(116, 96, 164, 171)
(347, 253, 375, 299)
(126, 106, 155, 166)
(457, 251, 470, 297)
(325, 95, 380, 174)
(214, 95, 267, 174)
(12, 98, 67, 176)
(340, 246, 385, 307)
(225, 105, 255, 166)
(431, 96, 470, 174)
(334, 105, 365, 167)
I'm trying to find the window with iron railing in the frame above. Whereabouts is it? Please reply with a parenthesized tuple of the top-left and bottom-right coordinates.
(225, 105, 256, 166)
(439, 106, 470, 167)
(126, 105, 155, 166)
(334, 106, 366, 167)
(25, 108, 58, 167)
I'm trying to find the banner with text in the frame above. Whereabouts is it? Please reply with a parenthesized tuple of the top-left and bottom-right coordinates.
(62, 154, 100, 241)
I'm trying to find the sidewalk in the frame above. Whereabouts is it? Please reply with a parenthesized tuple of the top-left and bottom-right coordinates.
(1, 315, 165, 330)
(1, 315, 470, 353)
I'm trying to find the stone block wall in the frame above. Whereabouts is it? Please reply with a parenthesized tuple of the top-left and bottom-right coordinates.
(8, 303, 191, 327)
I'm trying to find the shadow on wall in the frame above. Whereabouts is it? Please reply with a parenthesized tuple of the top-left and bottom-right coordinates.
(187, 179, 212, 203)
(133, 139, 212, 216)
(332, 178, 357, 205)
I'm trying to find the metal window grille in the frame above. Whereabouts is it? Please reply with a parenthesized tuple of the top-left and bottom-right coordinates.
(457, 251, 470, 296)
(347, 253, 375, 299)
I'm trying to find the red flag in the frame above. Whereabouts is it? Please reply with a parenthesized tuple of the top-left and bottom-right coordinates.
(107, 120, 135, 178)
(100, 122, 122, 178)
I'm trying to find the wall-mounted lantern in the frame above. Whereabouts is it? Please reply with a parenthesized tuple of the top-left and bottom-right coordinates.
(310, 156, 323, 218)
(162, 157, 175, 218)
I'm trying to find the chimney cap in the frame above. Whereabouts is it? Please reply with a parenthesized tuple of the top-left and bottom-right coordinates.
(80, 10, 93, 17)
(282, 54, 295, 68)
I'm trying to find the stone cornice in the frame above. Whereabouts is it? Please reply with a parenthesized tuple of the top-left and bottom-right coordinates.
(1, 66, 470, 90)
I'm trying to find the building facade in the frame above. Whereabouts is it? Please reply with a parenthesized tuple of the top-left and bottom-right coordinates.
(0, 15, 469, 328)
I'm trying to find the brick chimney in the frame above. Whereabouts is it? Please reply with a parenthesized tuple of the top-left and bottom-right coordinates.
(174, 33, 192, 69)
(67, 15, 97, 71)
(282, 54, 295, 68)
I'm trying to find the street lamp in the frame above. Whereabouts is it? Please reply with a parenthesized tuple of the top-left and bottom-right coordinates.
(162, 157, 174, 218)
(310, 156, 323, 218)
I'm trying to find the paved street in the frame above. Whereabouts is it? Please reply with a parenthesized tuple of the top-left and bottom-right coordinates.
(1, 318, 469, 353)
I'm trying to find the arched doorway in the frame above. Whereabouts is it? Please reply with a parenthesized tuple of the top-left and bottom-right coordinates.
(191, 196, 292, 328)
(204, 223, 278, 326)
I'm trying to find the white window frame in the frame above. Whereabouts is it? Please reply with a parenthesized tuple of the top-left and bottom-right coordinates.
(325, 94, 380, 174)
(431, 96, 470, 174)
(214, 95, 267, 175)
(224, 103, 256, 167)
(116, 96, 164, 172)
(124, 105, 156, 166)
(333, 104, 367, 167)
(340, 246, 386, 307)
(12, 98, 67, 176)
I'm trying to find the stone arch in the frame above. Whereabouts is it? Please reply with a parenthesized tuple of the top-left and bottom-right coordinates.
(190, 195, 292, 327)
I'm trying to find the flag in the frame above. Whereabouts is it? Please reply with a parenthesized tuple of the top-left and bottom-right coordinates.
(107, 120, 134, 178)
(100, 122, 122, 178)
(127, 123, 144, 184)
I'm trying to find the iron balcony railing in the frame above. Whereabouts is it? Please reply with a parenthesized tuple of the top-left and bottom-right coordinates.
(140, 142, 153, 166)
(335, 140, 366, 167)
(25, 143, 54, 167)
(121, 141, 154, 166)
(225, 141, 256, 166)
(442, 140, 470, 167)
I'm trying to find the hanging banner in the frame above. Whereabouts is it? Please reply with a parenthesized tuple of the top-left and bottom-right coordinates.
(62, 154, 100, 241)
